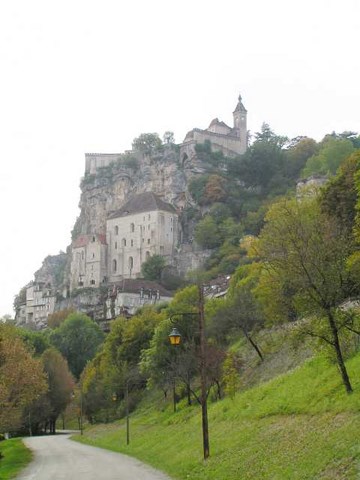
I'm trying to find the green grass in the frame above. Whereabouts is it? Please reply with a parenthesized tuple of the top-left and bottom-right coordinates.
(73, 352, 360, 479)
(0, 438, 32, 479)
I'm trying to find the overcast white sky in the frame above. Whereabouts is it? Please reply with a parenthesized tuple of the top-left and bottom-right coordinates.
(1, 0, 359, 316)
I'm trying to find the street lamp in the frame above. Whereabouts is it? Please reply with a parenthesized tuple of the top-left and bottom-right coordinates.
(168, 285, 210, 460)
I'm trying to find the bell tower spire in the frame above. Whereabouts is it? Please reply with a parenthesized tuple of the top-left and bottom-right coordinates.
(233, 94, 247, 152)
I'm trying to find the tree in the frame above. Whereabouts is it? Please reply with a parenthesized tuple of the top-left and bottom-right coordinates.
(257, 196, 357, 393)
(41, 348, 74, 433)
(0, 324, 47, 432)
(141, 254, 166, 281)
(49, 313, 104, 379)
(132, 133, 162, 154)
(47, 308, 75, 329)
(194, 215, 223, 249)
(320, 151, 360, 235)
(302, 137, 354, 177)
(163, 131, 175, 144)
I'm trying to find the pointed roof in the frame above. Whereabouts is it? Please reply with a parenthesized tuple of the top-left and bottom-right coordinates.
(233, 94, 247, 114)
(108, 192, 176, 219)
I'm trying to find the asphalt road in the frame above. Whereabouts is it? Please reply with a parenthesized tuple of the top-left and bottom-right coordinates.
(16, 434, 172, 480)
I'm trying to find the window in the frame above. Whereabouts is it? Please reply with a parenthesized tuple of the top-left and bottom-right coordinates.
(90, 279, 96, 285)
(131, 239, 134, 246)
(142, 238, 145, 243)
(147, 239, 150, 244)
(148, 214, 151, 220)
(92, 236, 96, 242)
(115, 226, 119, 235)
(92, 253, 95, 258)
(170, 217, 173, 223)
(112, 259, 117, 273)
(128, 256, 133, 270)
(130, 223, 135, 232)
(122, 238, 126, 247)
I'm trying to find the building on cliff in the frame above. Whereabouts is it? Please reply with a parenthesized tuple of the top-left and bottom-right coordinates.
(70, 192, 178, 292)
(179, 94, 247, 163)
(16, 282, 56, 328)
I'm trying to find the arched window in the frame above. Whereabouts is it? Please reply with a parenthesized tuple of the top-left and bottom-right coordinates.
(115, 226, 119, 235)
(112, 259, 117, 273)
(130, 223, 135, 232)
(128, 256, 133, 270)
(122, 238, 127, 247)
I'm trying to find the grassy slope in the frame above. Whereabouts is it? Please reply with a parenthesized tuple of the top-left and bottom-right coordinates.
(74, 353, 360, 480)
(0, 438, 32, 479)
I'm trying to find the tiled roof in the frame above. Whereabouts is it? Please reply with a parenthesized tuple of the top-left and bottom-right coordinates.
(108, 192, 176, 219)
(73, 234, 107, 248)
(233, 94, 247, 113)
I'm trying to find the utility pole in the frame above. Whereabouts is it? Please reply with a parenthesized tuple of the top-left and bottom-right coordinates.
(198, 285, 210, 460)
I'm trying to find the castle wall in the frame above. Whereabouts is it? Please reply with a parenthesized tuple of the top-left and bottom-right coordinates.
(85, 153, 121, 175)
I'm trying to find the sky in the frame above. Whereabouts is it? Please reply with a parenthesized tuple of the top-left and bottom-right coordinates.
(0, 0, 359, 316)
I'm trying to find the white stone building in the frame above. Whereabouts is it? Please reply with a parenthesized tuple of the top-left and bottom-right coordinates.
(70, 233, 108, 291)
(180, 94, 248, 162)
(106, 192, 178, 282)
(17, 282, 56, 328)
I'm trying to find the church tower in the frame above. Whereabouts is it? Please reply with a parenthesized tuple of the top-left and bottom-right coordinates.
(233, 94, 247, 153)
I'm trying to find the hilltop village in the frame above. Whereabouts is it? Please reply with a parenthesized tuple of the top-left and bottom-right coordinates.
(15, 95, 248, 329)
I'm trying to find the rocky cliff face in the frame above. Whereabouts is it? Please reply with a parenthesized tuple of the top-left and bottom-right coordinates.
(74, 146, 194, 238)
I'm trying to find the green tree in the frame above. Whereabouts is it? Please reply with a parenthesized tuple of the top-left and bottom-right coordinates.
(194, 215, 223, 249)
(49, 313, 104, 379)
(302, 137, 354, 177)
(257, 196, 357, 393)
(141, 254, 166, 281)
(132, 133, 162, 154)
(320, 150, 360, 235)
(39, 348, 75, 433)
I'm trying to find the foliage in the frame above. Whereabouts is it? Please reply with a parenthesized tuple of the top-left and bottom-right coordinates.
(132, 133, 162, 154)
(320, 150, 360, 235)
(0, 324, 48, 433)
(222, 352, 241, 399)
(302, 136, 354, 177)
(47, 308, 75, 329)
(13, 286, 26, 316)
(194, 215, 223, 249)
(18, 329, 50, 356)
(256, 195, 357, 392)
(41, 348, 74, 432)
(49, 313, 105, 379)
(163, 131, 175, 144)
(141, 254, 166, 281)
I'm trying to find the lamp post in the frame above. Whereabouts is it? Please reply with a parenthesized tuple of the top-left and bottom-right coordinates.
(168, 285, 210, 460)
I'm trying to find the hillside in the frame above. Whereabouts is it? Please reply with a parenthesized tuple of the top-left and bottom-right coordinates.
(74, 351, 360, 479)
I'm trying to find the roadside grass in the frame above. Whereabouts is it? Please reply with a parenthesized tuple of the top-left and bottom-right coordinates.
(74, 353, 360, 479)
(0, 438, 32, 480)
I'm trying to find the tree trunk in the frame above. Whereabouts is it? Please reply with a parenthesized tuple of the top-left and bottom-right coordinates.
(328, 310, 353, 393)
(243, 329, 264, 361)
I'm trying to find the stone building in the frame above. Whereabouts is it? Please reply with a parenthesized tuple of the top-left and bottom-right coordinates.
(106, 192, 178, 282)
(180, 94, 247, 162)
(69, 192, 178, 291)
(16, 282, 56, 328)
(70, 233, 107, 291)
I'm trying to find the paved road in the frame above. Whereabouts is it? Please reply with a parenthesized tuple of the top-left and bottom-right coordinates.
(16, 434, 172, 480)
